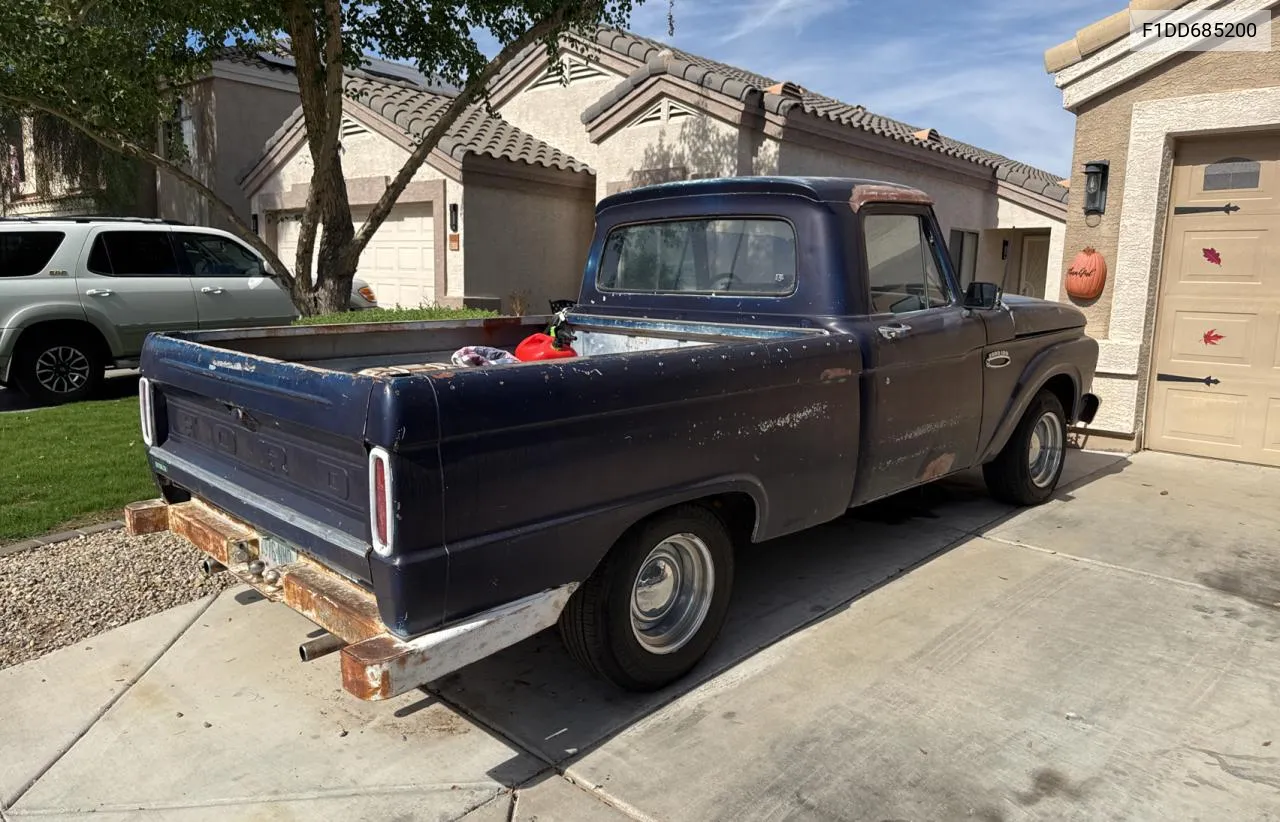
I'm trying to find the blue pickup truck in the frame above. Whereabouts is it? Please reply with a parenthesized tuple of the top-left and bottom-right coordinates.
(126, 176, 1099, 700)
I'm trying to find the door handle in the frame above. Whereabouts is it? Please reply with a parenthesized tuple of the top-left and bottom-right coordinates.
(201, 286, 226, 295)
(877, 322, 911, 341)
(85, 288, 113, 297)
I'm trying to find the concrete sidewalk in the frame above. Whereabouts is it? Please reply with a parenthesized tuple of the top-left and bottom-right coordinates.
(3, 449, 1279, 821)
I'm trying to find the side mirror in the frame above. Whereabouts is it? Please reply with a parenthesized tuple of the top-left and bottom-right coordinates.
(963, 281, 1002, 310)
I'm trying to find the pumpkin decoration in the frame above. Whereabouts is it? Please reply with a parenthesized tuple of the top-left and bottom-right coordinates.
(1065, 246, 1107, 300)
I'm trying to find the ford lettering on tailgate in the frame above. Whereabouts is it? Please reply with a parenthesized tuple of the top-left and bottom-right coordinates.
(168, 397, 358, 505)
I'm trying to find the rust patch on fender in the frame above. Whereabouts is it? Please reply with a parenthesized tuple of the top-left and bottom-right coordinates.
(820, 367, 853, 383)
(919, 452, 956, 481)
(849, 183, 934, 212)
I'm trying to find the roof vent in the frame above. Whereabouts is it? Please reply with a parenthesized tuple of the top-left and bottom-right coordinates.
(913, 127, 942, 143)
(764, 81, 804, 99)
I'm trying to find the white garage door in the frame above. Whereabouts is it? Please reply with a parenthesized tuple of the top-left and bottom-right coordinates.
(274, 203, 436, 308)
(1147, 133, 1280, 466)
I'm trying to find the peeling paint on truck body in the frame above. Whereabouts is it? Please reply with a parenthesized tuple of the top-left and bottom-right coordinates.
(137, 176, 1099, 648)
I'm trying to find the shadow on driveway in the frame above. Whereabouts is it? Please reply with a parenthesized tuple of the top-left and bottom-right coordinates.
(425, 450, 1130, 784)
(0, 370, 140, 413)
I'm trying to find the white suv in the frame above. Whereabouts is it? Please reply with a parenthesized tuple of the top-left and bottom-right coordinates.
(0, 217, 378, 404)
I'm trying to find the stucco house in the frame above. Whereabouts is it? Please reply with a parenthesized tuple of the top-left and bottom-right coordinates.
(240, 71, 596, 312)
(487, 27, 1071, 301)
(1, 50, 434, 229)
(1044, 0, 1280, 467)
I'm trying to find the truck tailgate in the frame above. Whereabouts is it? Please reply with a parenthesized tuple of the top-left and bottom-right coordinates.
(140, 334, 377, 582)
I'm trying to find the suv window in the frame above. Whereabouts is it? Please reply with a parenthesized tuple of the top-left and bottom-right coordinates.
(864, 214, 951, 315)
(87, 231, 182, 277)
(0, 231, 66, 277)
(177, 232, 264, 277)
(598, 217, 797, 295)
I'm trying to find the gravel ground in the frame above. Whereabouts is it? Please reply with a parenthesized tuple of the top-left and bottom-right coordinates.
(0, 530, 234, 670)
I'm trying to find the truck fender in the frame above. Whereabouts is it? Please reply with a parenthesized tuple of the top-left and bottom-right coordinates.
(978, 337, 1093, 464)
(605, 475, 770, 550)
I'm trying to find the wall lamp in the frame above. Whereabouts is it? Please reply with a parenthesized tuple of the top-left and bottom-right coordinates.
(448, 203, 459, 233)
(1083, 160, 1109, 216)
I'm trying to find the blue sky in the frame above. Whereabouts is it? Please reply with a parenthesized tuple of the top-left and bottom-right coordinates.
(474, 0, 1123, 177)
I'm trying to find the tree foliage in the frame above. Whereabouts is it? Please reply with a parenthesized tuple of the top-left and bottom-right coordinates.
(0, 0, 662, 314)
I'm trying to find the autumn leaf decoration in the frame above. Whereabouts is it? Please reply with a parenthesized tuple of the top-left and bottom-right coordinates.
(1203, 247, 1222, 266)
(1202, 329, 1224, 346)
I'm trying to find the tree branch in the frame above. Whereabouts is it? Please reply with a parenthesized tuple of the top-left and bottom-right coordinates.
(345, 4, 580, 263)
(0, 93, 294, 290)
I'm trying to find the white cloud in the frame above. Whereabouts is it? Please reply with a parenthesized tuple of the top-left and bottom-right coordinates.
(716, 0, 854, 44)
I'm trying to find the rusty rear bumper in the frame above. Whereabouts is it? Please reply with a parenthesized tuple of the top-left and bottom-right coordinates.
(125, 497, 576, 701)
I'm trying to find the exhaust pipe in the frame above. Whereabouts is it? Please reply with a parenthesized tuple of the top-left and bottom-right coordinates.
(200, 558, 227, 577)
(299, 633, 347, 662)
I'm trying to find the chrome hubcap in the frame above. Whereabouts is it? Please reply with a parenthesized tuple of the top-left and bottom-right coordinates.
(1027, 410, 1064, 488)
(34, 346, 90, 395)
(630, 533, 714, 655)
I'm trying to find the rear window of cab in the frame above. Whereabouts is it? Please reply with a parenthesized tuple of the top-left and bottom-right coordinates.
(597, 217, 797, 296)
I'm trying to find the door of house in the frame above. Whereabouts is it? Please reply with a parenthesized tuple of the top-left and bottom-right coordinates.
(1146, 133, 1280, 466)
(1018, 234, 1051, 298)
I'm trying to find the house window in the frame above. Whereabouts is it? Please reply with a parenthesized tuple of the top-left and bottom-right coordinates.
(1203, 157, 1260, 191)
(863, 214, 950, 315)
(948, 229, 979, 289)
(5, 124, 24, 184)
(165, 98, 196, 160)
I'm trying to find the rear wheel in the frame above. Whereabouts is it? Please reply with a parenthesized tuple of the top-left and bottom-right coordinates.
(983, 389, 1067, 506)
(13, 330, 104, 405)
(559, 505, 735, 691)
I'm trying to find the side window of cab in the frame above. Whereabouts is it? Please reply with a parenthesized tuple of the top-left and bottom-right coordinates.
(863, 213, 952, 315)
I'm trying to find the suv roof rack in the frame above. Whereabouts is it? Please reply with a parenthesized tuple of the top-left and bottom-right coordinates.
(0, 216, 188, 225)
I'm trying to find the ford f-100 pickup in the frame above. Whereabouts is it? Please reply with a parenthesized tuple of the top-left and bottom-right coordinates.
(125, 176, 1100, 700)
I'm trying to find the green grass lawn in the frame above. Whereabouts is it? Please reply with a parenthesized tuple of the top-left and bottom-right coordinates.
(293, 305, 498, 326)
(0, 398, 155, 542)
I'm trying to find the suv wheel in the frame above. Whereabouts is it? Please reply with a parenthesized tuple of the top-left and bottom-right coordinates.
(13, 331, 104, 405)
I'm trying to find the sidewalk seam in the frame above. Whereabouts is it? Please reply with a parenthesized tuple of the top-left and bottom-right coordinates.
(4, 591, 220, 810)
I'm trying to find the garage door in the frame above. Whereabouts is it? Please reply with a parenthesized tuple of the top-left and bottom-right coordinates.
(275, 203, 436, 308)
(1147, 134, 1280, 466)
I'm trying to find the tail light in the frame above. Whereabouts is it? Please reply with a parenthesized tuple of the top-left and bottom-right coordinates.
(368, 447, 394, 556)
(138, 377, 156, 446)
(358, 285, 378, 305)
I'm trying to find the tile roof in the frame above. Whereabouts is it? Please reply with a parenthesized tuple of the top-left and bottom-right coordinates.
(1043, 0, 1195, 74)
(568, 27, 1068, 204)
(215, 45, 459, 93)
(344, 74, 590, 172)
(243, 72, 590, 185)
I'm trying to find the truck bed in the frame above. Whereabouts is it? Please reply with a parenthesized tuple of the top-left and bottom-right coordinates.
(185, 313, 826, 373)
(139, 311, 860, 636)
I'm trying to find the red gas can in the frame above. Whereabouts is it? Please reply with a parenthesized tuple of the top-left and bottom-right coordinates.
(514, 332, 577, 362)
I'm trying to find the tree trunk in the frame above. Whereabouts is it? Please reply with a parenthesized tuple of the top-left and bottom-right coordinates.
(291, 147, 357, 315)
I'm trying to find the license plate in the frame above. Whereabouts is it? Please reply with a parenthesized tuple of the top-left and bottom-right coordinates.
(259, 534, 299, 567)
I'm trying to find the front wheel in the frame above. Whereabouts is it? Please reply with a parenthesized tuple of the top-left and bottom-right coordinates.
(983, 389, 1068, 506)
(559, 505, 735, 691)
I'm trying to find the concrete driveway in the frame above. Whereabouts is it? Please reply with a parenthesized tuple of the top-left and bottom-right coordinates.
(3, 449, 1278, 821)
